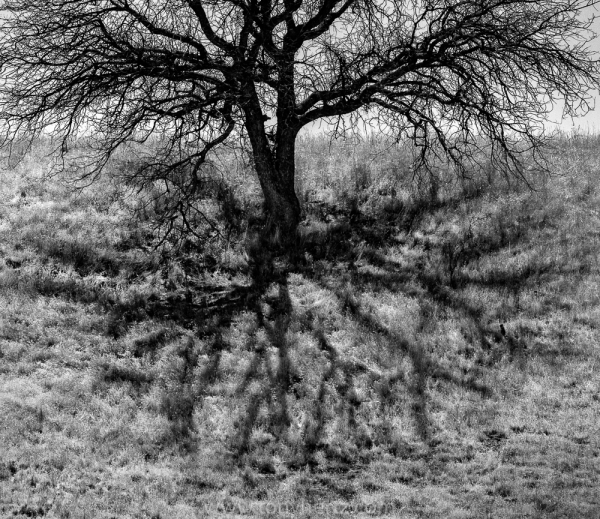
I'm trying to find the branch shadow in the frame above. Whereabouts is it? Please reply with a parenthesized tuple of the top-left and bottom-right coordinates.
(176, 220, 500, 472)
(6, 195, 579, 479)
(82, 214, 506, 471)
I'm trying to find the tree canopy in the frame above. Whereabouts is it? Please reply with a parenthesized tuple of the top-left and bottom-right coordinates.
(0, 0, 598, 242)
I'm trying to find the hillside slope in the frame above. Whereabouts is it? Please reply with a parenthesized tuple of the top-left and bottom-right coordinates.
(1, 136, 599, 518)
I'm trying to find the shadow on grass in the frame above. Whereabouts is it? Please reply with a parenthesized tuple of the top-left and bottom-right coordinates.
(163, 219, 501, 467)
(3, 194, 589, 474)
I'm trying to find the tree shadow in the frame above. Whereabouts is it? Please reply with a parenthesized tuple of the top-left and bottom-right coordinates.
(169, 221, 500, 469)
(78, 192, 591, 477)
(36, 212, 501, 466)
(6, 194, 581, 475)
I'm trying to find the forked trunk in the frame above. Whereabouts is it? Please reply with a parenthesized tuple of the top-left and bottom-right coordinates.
(242, 90, 301, 250)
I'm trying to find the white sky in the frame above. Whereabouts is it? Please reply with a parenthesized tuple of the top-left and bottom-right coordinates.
(305, 5, 600, 136)
(552, 5, 600, 133)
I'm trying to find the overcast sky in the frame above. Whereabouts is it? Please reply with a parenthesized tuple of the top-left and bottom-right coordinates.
(555, 5, 600, 133)
(305, 5, 600, 136)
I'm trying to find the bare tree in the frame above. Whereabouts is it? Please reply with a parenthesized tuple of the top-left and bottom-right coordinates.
(0, 0, 598, 246)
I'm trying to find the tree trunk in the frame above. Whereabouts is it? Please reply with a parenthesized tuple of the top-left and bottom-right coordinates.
(262, 171, 302, 247)
(242, 82, 301, 250)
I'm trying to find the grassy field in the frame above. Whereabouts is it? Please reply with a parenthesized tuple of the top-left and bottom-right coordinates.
(1, 134, 599, 518)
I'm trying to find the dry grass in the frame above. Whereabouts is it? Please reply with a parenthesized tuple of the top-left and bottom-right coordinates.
(1, 134, 600, 518)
